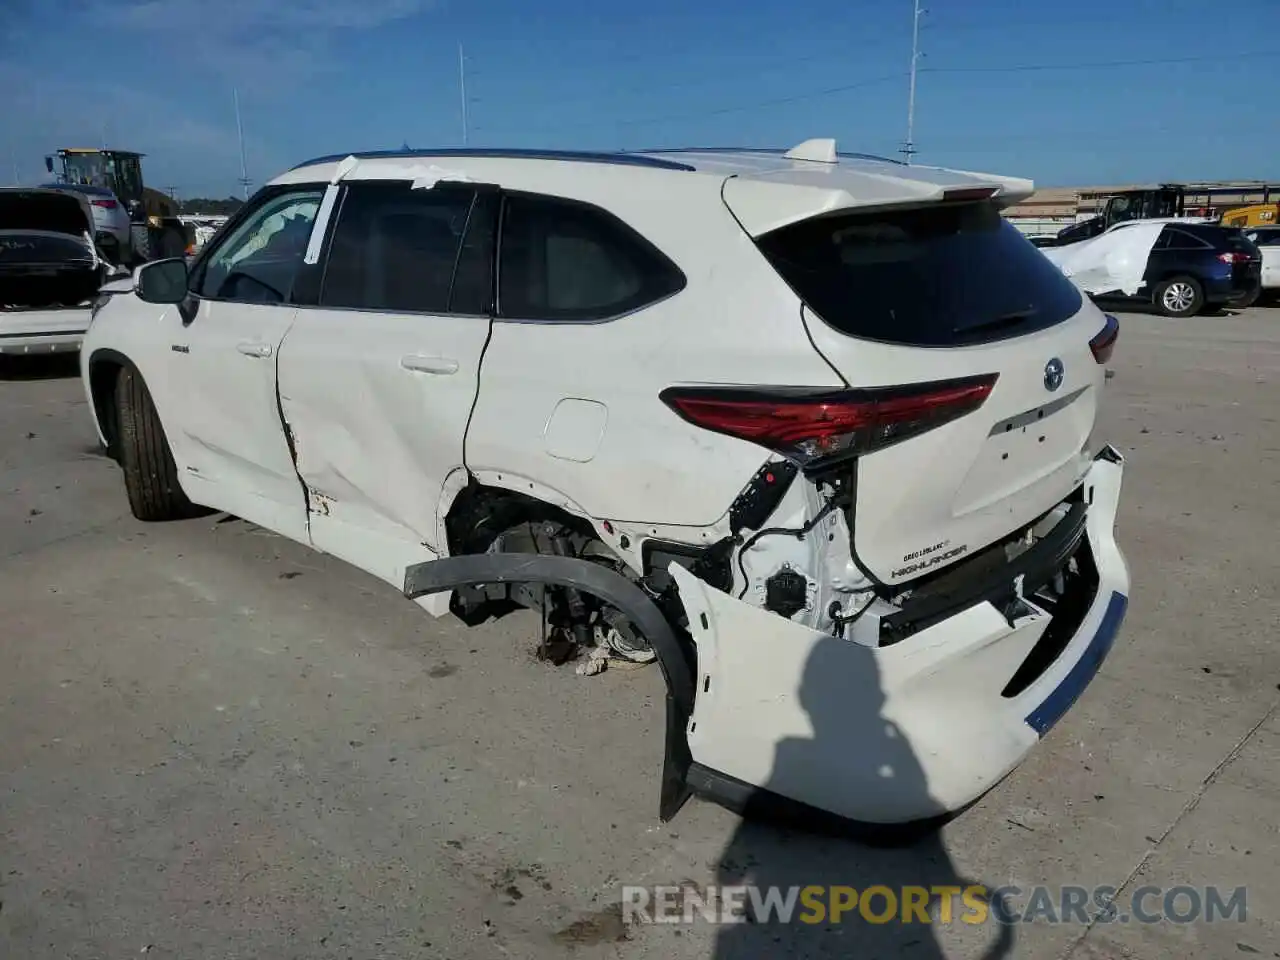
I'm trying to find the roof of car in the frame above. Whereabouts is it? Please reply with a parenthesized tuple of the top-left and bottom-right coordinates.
(41, 182, 116, 197)
(280, 141, 1037, 236)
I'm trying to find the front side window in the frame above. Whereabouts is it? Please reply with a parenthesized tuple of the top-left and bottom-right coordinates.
(497, 193, 685, 321)
(319, 182, 474, 314)
(195, 189, 324, 304)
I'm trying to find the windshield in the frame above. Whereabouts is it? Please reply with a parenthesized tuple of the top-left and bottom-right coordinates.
(60, 154, 113, 189)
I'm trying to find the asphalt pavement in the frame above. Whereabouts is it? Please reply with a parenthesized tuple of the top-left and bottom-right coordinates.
(1, 308, 1277, 959)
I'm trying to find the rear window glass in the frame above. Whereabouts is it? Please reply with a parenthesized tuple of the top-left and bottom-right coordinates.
(498, 193, 685, 321)
(756, 202, 1083, 346)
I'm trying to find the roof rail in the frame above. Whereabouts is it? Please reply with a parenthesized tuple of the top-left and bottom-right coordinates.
(291, 148, 695, 173)
(634, 146, 905, 165)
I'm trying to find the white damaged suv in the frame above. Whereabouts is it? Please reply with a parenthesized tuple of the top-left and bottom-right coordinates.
(81, 140, 1129, 833)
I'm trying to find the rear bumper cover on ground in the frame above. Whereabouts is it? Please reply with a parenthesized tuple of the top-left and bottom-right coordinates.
(669, 445, 1129, 826)
(403, 448, 1127, 827)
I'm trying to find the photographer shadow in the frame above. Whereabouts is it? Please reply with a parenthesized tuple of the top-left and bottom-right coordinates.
(708, 633, 1016, 959)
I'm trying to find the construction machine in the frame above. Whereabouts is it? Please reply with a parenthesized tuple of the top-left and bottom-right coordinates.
(1219, 202, 1279, 229)
(44, 148, 192, 264)
(1054, 184, 1187, 246)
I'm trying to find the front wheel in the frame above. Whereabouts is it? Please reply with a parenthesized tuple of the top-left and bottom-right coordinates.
(1154, 276, 1203, 317)
(129, 223, 151, 264)
(116, 365, 201, 521)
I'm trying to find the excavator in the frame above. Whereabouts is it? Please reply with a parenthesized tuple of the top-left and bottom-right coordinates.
(44, 148, 192, 265)
(1219, 202, 1279, 229)
(1053, 184, 1187, 246)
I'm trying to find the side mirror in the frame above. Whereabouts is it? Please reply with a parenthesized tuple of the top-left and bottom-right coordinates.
(44, 156, 54, 173)
(135, 258, 190, 304)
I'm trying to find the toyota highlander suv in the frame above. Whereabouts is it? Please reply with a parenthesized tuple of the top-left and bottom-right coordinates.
(79, 141, 1129, 834)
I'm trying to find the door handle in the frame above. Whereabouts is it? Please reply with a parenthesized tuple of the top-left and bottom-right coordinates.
(237, 341, 273, 359)
(400, 355, 459, 375)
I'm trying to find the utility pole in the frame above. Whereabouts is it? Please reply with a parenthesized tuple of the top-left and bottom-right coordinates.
(458, 43, 469, 146)
(458, 42, 468, 145)
(902, 0, 924, 164)
(233, 87, 251, 200)
(10, 147, 19, 186)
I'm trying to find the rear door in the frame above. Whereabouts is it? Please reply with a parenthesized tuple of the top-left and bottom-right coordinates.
(278, 180, 496, 588)
(749, 200, 1108, 586)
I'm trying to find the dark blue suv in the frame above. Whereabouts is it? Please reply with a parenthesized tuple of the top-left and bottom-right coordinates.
(1128, 223, 1261, 317)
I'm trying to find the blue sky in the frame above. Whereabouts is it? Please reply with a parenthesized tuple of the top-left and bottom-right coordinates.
(3, 0, 1277, 198)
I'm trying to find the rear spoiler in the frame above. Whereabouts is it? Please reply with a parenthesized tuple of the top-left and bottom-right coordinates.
(723, 165, 1036, 237)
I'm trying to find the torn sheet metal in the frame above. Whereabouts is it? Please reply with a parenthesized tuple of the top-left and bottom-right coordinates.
(1040, 221, 1165, 297)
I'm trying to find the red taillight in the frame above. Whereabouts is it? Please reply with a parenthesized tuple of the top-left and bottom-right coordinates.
(1090, 314, 1119, 365)
(90, 198, 118, 209)
(1218, 252, 1253, 264)
(660, 375, 998, 469)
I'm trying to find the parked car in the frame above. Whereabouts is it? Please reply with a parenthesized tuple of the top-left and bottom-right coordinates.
(79, 143, 1129, 833)
(41, 181, 132, 265)
(1, 187, 106, 355)
(1044, 219, 1260, 317)
(1243, 226, 1280, 297)
(1136, 222, 1261, 316)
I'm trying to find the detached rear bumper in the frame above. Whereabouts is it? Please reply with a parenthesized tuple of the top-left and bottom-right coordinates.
(670, 445, 1129, 826)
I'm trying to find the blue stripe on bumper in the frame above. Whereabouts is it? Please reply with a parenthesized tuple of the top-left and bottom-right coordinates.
(1025, 592, 1128, 736)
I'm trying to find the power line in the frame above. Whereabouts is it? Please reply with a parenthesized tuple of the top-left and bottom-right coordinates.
(618, 72, 906, 127)
(923, 2, 1212, 36)
(496, 72, 906, 136)
(923, 50, 1280, 74)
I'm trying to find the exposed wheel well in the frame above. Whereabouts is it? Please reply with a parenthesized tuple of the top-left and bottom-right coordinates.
(88, 353, 127, 460)
(444, 482, 596, 557)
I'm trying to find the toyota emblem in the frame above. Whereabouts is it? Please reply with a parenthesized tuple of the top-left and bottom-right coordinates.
(1043, 358, 1065, 392)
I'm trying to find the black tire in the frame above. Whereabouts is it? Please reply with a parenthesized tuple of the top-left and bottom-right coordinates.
(129, 223, 151, 263)
(115, 365, 200, 521)
(156, 225, 186, 259)
(1153, 276, 1204, 317)
(1233, 286, 1260, 310)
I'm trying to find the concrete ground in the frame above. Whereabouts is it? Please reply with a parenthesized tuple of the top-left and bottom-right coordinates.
(1, 307, 1277, 960)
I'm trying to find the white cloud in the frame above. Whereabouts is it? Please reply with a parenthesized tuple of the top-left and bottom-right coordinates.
(5, 0, 438, 195)
(75, 0, 436, 92)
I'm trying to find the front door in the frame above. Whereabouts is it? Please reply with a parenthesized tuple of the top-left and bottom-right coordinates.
(167, 186, 326, 542)
(278, 180, 497, 589)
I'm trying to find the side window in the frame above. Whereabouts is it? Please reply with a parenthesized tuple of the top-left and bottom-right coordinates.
(195, 189, 324, 304)
(448, 190, 499, 315)
(497, 193, 685, 321)
(1165, 228, 1210, 251)
(319, 182, 474, 314)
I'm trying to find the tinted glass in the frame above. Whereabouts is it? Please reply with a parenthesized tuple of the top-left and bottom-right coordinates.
(449, 191, 499, 315)
(756, 202, 1083, 347)
(197, 189, 324, 304)
(498, 193, 685, 321)
(1161, 227, 1210, 251)
(321, 182, 473, 313)
(1249, 230, 1280, 247)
